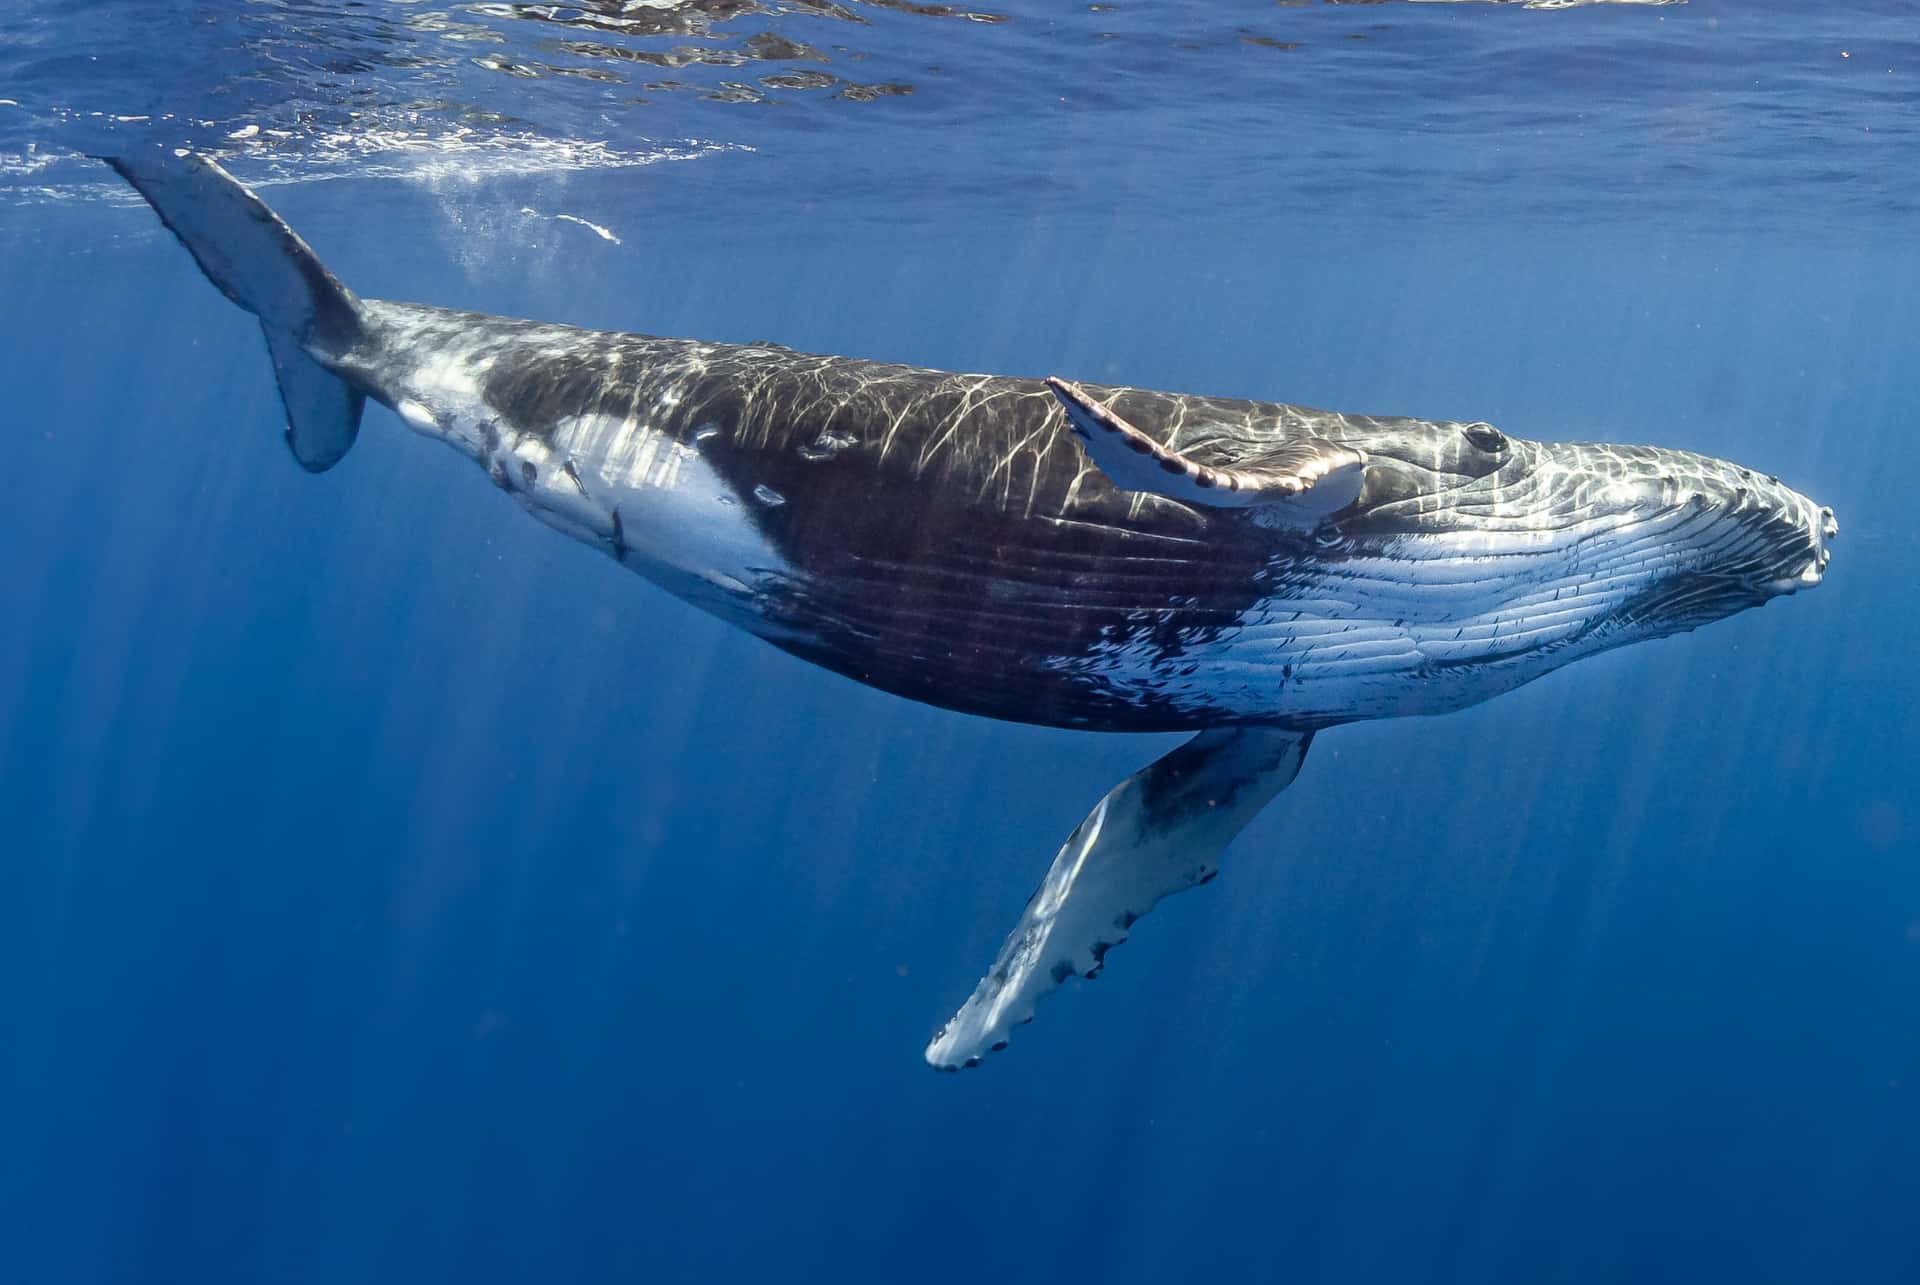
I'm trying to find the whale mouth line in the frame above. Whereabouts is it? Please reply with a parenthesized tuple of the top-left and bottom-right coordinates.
(1770, 560, 1824, 596)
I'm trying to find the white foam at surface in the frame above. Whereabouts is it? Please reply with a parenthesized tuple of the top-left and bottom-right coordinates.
(0, 104, 749, 209)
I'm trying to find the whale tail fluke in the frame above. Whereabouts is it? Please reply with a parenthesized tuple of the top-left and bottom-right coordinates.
(100, 148, 367, 473)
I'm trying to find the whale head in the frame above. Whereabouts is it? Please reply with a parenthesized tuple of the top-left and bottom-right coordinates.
(1043, 379, 1835, 724)
(1320, 419, 1835, 690)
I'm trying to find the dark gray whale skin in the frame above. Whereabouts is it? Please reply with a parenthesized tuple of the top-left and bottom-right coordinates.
(338, 301, 1835, 736)
(346, 305, 1325, 732)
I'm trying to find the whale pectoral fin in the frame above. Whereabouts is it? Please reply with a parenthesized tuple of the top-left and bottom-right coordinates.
(1047, 376, 1364, 521)
(924, 726, 1313, 1071)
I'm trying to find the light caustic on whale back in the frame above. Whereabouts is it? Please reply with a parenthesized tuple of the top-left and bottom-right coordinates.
(101, 147, 1836, 1071)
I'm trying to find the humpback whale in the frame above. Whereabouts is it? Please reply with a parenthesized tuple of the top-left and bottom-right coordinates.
(103, 148, 1836, 1070)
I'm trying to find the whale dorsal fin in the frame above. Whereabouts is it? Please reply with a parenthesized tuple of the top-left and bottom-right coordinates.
(1047, 376, 1364, 522)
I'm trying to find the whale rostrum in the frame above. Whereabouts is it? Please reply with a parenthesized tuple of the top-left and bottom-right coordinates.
(104, 148, 1837, 1070)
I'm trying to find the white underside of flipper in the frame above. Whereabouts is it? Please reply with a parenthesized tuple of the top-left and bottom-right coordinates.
(925, 726, 1312, 1070)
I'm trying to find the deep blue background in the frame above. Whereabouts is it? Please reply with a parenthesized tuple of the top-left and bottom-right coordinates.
(4, 5, 1919, 1280)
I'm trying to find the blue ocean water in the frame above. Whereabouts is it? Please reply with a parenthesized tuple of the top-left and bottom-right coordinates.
(2, 2, 1916, 1282)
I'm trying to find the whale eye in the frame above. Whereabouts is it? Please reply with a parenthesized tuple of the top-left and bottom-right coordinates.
(1461, 421, 1507, 454)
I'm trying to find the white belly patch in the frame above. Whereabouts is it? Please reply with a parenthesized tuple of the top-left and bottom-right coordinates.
(381, 337, 793, 611)
(528, 411, 789, 601)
